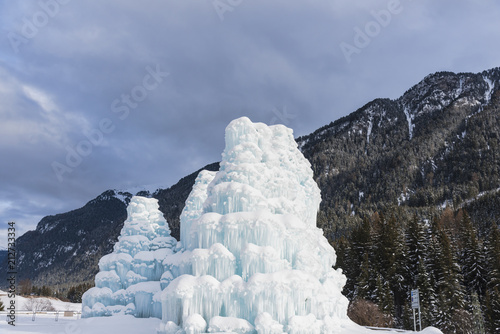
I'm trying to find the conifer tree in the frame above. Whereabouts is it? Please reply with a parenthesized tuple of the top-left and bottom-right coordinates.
(484, 287, 500, 334)
(401, 303, 413, 331)
(333, 236, 352, 296)
(356, 252, 374, 300)
(470, 292, 486, 334)
(375, 273, 394, 327)
(367, 213, 407, 325)
(405, 214, 431, 327)
(341, 217, 371, 299)
(415, 257, 437, 327)
(459, 211, 486, 296)
(484, 226, 500, 333)
(433, 216, 468, 332)
(388, 214, 408, 322)
(406, 214, 428, 286)
(427, 215, 442, 285)
(485, 226, 500, 291)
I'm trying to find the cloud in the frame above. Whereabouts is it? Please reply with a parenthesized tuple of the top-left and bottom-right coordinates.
(0, 0, 500, 247)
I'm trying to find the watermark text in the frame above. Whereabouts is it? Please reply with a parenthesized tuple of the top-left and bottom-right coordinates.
(7, 0, 72, 53)
(339, 0, 408, 63)
(212, 0, 244, 21)
(6, 221, 16, 326)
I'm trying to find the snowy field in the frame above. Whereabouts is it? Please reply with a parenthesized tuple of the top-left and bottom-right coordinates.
(0, 290, 81, 312)
(0, 313, 443, 334)
(0, 313, 161, 334)
(0, 292, 442, 333)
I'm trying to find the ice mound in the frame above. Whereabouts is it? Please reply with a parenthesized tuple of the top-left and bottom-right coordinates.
(159, 117, 349, 333)
(84, 117, 350, 333)
(82, 196, 177, 318)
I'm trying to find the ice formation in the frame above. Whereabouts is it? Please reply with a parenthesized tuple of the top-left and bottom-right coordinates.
(83, 117, 350, 333)
(82, 196, 178, 319)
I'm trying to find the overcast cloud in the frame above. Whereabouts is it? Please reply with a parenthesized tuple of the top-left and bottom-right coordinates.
(1, 0, 500, 248)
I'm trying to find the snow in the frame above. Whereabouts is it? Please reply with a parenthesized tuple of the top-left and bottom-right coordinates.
(0, 313, 161, 334)
(403, 107, 414, 140)
(184, 313, 208, 334)
(0, 289, 81, 312)
(254, 312, 284, 334)
(457, 77, 463, 97)
(483, 75, 495, 104)
(420, 327, 444, 334)
(77, 117, 445, 334)
(397, 189, 414, 206)
(116, 182, 169, 198)
(439, 199, 453, 209)
(0, 312, 443, 334)
(114, 191, 131, 204)
(457, 186, 500, 208)
(208, 316, 255, 334)
(0, 305, 442, 334)
(288, 314, 322, 334)
(366, 118, 373, 144)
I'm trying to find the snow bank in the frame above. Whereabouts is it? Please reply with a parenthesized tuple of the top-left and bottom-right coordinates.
(421, 327, 444, 334)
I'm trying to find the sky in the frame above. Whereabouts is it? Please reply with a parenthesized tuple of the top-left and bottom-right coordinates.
(0, 0, 500, 248)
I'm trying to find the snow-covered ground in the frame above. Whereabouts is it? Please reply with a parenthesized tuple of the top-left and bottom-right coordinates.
(0, 291, 442, 333)
(0, 313, 161, 334)
(0, 290, 81, 312)
(0, 314, 442, 334)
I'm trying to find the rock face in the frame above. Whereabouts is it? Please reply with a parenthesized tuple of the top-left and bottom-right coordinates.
(83, 117, 350, 333)
(297, 67, 500, 239)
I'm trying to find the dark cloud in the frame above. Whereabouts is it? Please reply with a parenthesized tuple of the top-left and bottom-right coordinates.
(1, 0, 500, 247)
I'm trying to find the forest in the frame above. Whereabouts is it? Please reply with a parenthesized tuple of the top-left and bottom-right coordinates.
(334, 208, 500, 334)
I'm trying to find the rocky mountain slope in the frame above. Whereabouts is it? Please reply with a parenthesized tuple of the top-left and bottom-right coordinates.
(4, 163, 219, 288)
(2, 68, 499, 289)
(298, 68, 500, 239)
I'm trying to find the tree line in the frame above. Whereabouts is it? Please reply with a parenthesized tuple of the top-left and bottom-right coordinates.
(18, 278, 93, 303)
(334, 208, 500, 334)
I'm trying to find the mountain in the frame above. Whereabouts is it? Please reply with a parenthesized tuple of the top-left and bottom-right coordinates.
(2, 67, 499, 290)
(0, 250, 7, 269)
(1, 163, 219, 288)
(297, 67, 500, 239)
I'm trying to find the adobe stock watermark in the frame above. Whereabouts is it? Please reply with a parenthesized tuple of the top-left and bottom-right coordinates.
(7, 0, 72, 54)
(6, 221, 17, 326)
(339, 0, 409, 64)
(270, 106, 296, 126)
(51, 64, 169, 182)
(212, 0, 244, 21)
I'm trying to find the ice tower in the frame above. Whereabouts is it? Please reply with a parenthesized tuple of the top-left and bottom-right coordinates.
(159, 117, 349, 333)
(83, 117, 350, 333)
(82, 196, 178, 318)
